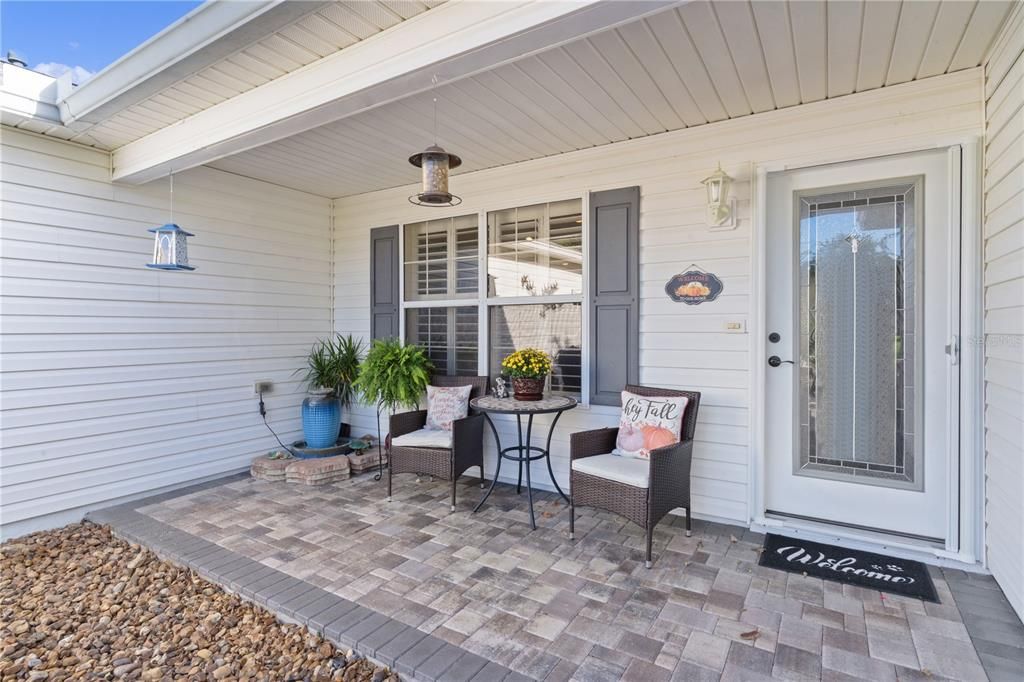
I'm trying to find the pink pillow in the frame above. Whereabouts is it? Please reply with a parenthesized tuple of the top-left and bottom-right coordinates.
(425, 384, 472, 431)
(613, 390, 688, 459)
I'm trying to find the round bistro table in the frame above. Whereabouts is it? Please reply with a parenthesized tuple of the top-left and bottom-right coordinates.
(471, 394, 577, 530)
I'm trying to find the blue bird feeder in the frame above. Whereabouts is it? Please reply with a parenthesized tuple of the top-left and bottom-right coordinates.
(147, 223, 195, 271)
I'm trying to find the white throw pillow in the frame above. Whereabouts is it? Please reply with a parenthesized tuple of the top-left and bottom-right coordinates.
(425, 384, 472, 431)
(613, 390, 688, 460)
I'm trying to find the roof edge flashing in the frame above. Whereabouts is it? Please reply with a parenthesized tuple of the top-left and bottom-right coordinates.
(58, 0, 327, 127)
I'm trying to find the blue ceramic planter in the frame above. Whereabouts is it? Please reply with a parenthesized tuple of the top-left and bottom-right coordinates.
(301, 393, 341, 449)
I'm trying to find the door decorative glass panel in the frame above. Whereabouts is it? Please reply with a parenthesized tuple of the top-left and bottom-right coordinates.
(798, 181, 920, 486)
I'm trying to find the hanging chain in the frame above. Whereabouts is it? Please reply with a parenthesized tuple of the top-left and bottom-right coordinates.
(432, 73, 439, 144)
(169, 171, 174, 225)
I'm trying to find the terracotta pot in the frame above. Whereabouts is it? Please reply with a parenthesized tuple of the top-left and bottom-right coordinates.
(512, 377, 545, 401)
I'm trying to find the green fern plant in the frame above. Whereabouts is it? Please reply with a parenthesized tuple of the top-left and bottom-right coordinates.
(354, 338, 433, 414)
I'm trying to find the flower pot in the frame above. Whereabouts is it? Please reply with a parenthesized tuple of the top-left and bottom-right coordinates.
(301, 393, 341, 449)
(512, 377, 545, 401)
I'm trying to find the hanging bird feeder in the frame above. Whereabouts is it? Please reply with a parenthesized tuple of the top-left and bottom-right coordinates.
(147, 223, 195, 270)
(408, 144, 462, 206)
(146, 173, 195, 270)
(408, 77, 462, 207)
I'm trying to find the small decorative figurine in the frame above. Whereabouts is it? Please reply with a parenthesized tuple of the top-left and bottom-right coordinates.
(494, 376, 509, 399)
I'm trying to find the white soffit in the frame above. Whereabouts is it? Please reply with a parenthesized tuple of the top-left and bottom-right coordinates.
(62, 0, 443, 150)
(206, 0, 1015, 198)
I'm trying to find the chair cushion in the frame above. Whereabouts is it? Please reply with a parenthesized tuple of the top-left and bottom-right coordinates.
(391, 428, 452, 449)
(613, 390, 688, 460)
(571, 453, 649, 489)
(425, 384, 473, 431)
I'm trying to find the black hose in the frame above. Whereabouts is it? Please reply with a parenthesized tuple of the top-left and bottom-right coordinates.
(260, 392, 297, 457)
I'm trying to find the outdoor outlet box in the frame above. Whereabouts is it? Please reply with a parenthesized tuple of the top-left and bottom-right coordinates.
(253, 380, 273, 395)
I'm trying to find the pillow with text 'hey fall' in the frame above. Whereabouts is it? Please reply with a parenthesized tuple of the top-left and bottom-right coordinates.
(613, 390, 688, 459)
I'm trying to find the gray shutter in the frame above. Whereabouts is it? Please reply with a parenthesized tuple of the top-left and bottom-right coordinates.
(370, 225, 399, 340)
(590, 187, 640, 406)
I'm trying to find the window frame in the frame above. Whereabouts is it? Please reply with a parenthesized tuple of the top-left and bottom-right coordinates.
(397, 191, 590, 405)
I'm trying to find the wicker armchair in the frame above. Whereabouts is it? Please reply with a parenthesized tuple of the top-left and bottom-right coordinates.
(569, 385, 701, 568)
(387, 375, 489, 512)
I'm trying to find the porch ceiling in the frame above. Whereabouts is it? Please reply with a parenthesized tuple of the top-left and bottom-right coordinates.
(205, 0, 1015, 199)
(53, 1, 444, 150)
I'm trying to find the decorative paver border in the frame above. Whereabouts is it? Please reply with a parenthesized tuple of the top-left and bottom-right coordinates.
(85, 475, 528, 682)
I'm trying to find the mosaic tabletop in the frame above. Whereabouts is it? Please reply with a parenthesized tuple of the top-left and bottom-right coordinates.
(471, 395, 577, 415)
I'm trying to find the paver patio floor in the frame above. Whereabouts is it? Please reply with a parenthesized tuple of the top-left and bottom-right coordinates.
(135, 471, 1022, 681)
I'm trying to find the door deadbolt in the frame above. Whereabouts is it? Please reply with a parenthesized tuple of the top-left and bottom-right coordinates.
(768, 332, 781, 343)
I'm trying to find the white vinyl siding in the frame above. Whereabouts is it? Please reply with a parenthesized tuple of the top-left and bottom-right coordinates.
(983, 5, 1024, 620)
(0, 128, 333, 538)
(334, 70, 984, 525)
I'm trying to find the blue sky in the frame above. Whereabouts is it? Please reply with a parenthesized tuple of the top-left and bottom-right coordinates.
(1, 1, 202, 83)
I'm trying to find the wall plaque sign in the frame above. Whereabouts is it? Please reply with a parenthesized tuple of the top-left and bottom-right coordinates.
(665, 265, 724, 305)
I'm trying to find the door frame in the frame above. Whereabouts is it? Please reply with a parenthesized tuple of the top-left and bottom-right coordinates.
(748, 139, 985, 566)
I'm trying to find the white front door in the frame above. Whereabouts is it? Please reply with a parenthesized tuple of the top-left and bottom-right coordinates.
(765, 150, 958, 543)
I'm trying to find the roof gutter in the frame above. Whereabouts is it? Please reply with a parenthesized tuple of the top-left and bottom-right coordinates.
(58, 0, 330, 126)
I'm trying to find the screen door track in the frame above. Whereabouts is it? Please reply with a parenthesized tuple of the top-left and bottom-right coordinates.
(765, 510, 945, 546)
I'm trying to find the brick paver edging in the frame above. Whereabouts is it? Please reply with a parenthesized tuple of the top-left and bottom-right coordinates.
(85, 479, 528, 682)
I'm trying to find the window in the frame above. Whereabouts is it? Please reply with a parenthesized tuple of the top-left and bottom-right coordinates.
(487, 200, 583, 298)
(406, 307, 479, 377)
(402, 215, 480, 376)
(489, 303, 582, 395)
(404, 215, 478, 301)
(401, 199, 584, 396)
(486, 199, 583, 396)
(387, 187, 638, 405)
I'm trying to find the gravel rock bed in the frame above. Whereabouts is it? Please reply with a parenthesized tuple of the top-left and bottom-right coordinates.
(0, 523, 399, 681)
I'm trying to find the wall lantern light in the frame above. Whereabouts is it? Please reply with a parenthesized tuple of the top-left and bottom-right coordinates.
(701, 163, 735, 229)
(146, 173, 195, 270)
(408, 144, 462, 206)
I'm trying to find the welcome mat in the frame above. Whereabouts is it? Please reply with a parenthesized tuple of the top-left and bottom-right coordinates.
(758, 534, 939, 602)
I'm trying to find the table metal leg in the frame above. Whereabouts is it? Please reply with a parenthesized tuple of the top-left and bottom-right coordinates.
(544, 409, 570, 503)
(525, 414, 536, 529)
(474, 414, 503, 513)
(472, 405, 572, 528)
(515, 414, 523, 494)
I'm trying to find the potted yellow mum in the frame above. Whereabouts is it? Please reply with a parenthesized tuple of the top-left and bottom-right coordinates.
(501, 348, 552, 401)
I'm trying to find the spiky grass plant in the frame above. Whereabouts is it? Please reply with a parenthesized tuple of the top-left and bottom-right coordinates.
(298, 334, 365, 406)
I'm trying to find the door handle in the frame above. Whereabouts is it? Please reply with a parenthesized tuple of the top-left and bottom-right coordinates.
(768, 356, 794, 368)
(945, 336, 960, 366)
